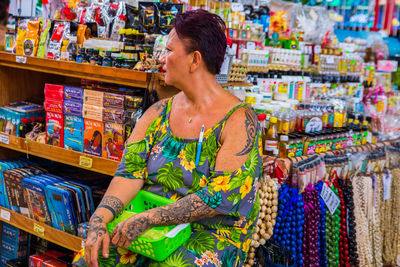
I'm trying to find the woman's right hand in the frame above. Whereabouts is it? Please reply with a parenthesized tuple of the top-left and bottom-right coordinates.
(85, 215, 110, 267)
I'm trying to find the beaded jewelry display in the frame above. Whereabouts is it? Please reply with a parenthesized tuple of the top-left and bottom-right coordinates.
(340, 179, 359, 266)
(334, 179, 350, 267)
(315, 181, 328, 267)
(352, 175, 374, 266)
(302, 184, 320, 267)
(325, 185, 340, 267)
(369, 173, 383, 267)
(246, 175, 278, 266)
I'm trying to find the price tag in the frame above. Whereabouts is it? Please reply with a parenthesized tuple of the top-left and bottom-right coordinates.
(383, 173, 392, 201)
(15, 56, 27, 64)
(0, 134, 9, 144)
(0, 209, 10, 221)
(33, 223, 45, 236)
(79, 156, 93, 168)
(321, 183, 340, 215)
(231, 3, 244, 12)
(81, 240, 86, 248)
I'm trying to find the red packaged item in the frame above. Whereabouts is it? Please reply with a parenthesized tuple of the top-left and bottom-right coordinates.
(29, 254, 54, 267)
(44, 84, 64, 100)
(42, 259, 68, 267)
(44, 250, 67, 259)
(44, 98, 63, 113)
(46, 112, 64, 147)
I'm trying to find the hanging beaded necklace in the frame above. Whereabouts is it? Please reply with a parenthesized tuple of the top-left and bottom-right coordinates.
(334, 178, 350, 267)
(315, 181, 328, 267)
(325, 184, 340, 267)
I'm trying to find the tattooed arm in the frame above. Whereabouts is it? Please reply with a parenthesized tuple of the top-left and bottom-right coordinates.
(85, 99, 169, 267)
(110, 106, 258, 248)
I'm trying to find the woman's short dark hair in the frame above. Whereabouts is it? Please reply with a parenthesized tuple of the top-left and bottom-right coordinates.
(173, 9, 227, 75)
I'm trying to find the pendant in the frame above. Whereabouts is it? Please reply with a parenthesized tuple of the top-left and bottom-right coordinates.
(188, 117, 192, 123)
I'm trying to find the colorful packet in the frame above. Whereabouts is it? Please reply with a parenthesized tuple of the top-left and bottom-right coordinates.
(37, 19, 52, 58)
(23, 20, 41, 56)
(155, 3, 183, 35)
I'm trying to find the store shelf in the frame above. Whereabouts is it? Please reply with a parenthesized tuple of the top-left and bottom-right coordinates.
(0, 207, 83, 252)
(0, 134, 118, 176)
(0, 52, 149, 88)
(220, 82, 254, 87)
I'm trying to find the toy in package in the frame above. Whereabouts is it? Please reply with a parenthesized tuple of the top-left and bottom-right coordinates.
(64, 115, 84, 152)
(47, 21, 70, 60)
(46, 112, 64, 147)
(103, 123, 124, 161)
(83, 119, 103, 157)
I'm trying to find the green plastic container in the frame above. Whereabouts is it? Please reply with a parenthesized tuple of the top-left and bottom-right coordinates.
(107, 190, 191, 261)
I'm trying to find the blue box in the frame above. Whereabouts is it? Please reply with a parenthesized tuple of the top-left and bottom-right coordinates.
(64, 115, 84, 152)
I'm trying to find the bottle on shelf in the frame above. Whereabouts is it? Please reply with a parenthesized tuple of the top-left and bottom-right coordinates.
(18, 118, 30, 138)
(278, 135, 289, 158)
(264, 116, 278, 156)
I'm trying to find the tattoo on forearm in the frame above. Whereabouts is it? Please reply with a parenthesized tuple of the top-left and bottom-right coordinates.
(236, 108, 257, 156)
(147, 194, 220, 227)
(89, 214, 104, 224)
(97, 196, 124, 219)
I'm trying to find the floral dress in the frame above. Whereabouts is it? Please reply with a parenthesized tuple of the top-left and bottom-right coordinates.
(99, 98, 262, 267)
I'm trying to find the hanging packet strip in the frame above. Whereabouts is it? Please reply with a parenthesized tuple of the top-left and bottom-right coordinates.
(155, 3, 183, 35)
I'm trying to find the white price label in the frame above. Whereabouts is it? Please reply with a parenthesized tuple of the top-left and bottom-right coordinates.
(0, 209, 11, 221)
(321, 183, 340, 215)
(0, 134, 9, 144)
(383, 173, 392, 201)
(231, 3, 244, 12)
(15, 56, 27, 64)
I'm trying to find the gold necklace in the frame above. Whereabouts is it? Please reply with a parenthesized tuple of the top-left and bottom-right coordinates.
(188, 117, 192, 124)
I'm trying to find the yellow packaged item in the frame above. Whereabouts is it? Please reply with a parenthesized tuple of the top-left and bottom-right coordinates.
(15, 19, 29, 55)
(23, 20, 41, 56)
(37, 19, 52, 58)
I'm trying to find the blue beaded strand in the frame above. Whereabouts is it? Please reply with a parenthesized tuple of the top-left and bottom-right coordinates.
(316, 181, 328, 267)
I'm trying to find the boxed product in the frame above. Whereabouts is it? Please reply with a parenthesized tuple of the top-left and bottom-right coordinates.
(103, 93, 125, 109)
(125, 96, 142, 110)
(46, 112, 64, 147)
(103, 108, 125, 124)
(5, 258, 28, 266)
(83, 119, 104, 157)
(1, 223, 29, 244)
(103, 122, 125, 161)
(64, 86, 84, 102)
(29, 254, 54, 267)
(64, 115, 84, 152)
(82, 104, 103, 121)
(1, 240, 28, 259)
(83, 90, 104, 107)
(42, 259, 67, 267)
(44, 99, 63, 114)
(44, 84, 64, 100)
(63, 100, 83, 117)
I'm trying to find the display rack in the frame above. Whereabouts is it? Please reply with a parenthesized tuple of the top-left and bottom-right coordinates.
(0, 207, 83, 252)
(0, 52, 149, 88)
(0, 134, 119, 176)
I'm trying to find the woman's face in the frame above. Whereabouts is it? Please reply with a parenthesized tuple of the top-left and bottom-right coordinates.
(160, 29, 194, 86)
(93, 134, 101, 147)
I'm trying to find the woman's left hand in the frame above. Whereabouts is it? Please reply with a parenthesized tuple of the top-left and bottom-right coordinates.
(110, 213, 150, 248)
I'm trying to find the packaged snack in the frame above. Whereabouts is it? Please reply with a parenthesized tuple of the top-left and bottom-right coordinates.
(37, 19, 52, 58)
(44, 99, 63, 113)
(103, 122, 124, 161)
(45, 84, 64, 100)
(110, 2, 127, 41)
(64, 100, 83, 117)
(103, 108, 125, 124)
(47, 21, 70, 60)
(64, 86, 83, 102)
(15, 19, 29, 55)
(155, 3, 183, 35)
(103, 93, 125, 109)
(125, 96, 142, 110)
(83, 90, 104, 107)
(46, 112, 64, 147)
(83, 119, 104, 157)
(76, 24, 87, 47)
(139, 2, 156, 34)
(23, 20, 41, 56)
(64, 115, 84, 152)
(83, 104, 103, 121)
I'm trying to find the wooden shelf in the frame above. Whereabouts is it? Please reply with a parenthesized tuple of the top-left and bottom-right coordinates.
(0, 207, 83, 252)
(0, 52, 149, 88)
(0, 134, 118, 176)
(220, 82, 254, 87)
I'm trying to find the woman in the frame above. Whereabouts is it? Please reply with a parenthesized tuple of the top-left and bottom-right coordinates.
(85, 9, 263, 267)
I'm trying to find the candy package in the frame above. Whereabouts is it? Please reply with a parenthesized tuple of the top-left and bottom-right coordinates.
(23, 20, 41, 56)
(15, 19, 29, 55)
(37, 19, 52, 58)
(47, 21, 70, 60)
(110, 2, 127, 41)
(139, 2, 156, 34)
(155, 3, 182, 35)
(103, 122, 124, 161)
